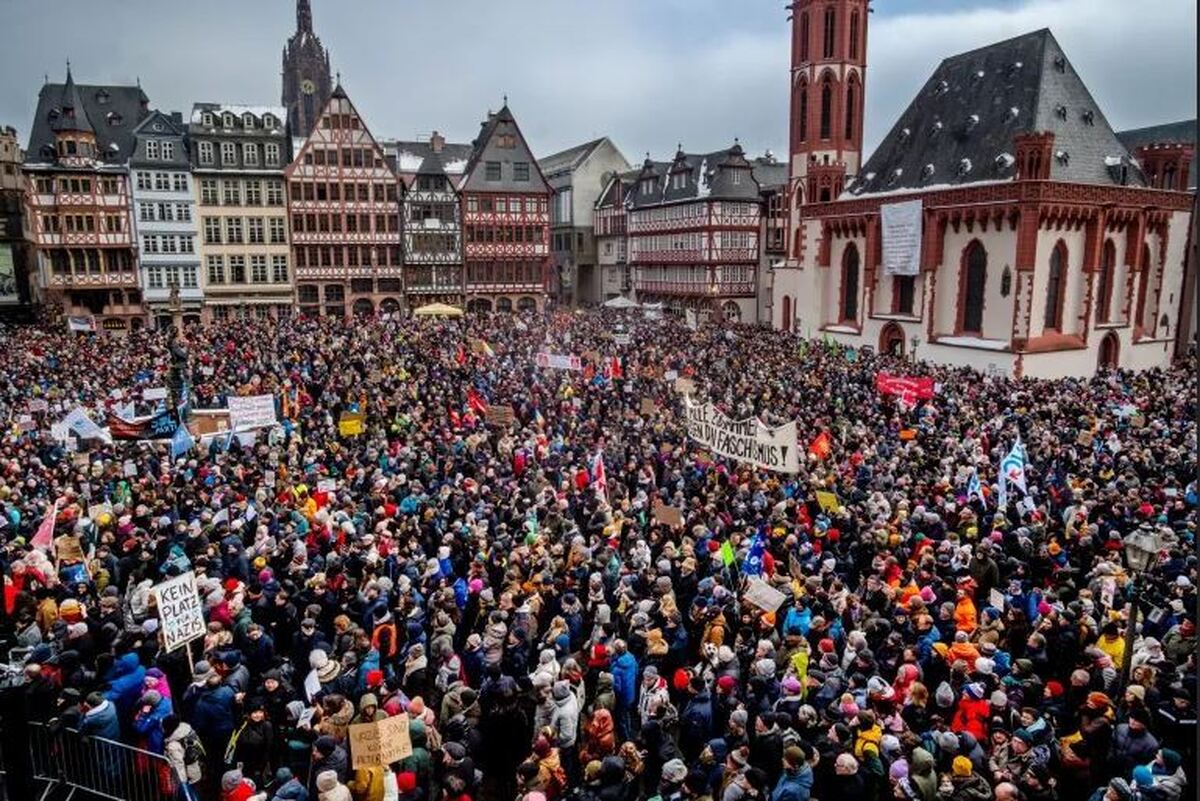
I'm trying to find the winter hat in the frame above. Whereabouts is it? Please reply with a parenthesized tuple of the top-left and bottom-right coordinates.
(552, 681, 571, 701)
(952, 756, 973, 777)
(316, 770, 339, 792)
(314, 735, 337, 756)
(1158, 749, 1182, 772)
(781, 676, 802, 695)
(717, 675, 737, 693)
(1013, 729, 1035, 745)
(990, 691, 1008, 708)
(1132, 765, 1154, 788)
(533, 736, 552, 758)
(140, 690, 162, 707)
(729, 708, 749, 729)
(396, 772, 418, 792)
(936, 731, 959, 754)
(963, 682, 985, 700)
(275, 768, 294, 784)
(935, 682, 955, 707)
(309, 649, 330, 670)
(661, 758, 688, 783)
(1106, 778, 1133, 801)
(221, 769, 244, 792)
(889, 759, 909, 780)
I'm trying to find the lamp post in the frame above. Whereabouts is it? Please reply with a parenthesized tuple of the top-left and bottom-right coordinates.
(910, 335, 921, 362)
(1120, 526, 1162, 689)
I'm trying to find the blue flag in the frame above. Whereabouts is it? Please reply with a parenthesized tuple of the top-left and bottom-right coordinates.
(967, 469, 982, 501)
(742, 529, 767, 577)
(170, 424, 194, 459)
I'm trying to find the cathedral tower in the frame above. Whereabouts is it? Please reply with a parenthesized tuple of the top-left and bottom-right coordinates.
(282, 0, 333, 138)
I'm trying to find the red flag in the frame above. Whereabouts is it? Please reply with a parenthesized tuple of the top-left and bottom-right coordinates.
(467, 388, 489, 415)
(605, 356, 623, 380)
(31, 499, 60, 553)
(590, 451, 608, 503)
(448, 407, 462, 429)
(808, 431, 832, 460)
(455, 346, 467, 366)
(875, 373, 935, 406)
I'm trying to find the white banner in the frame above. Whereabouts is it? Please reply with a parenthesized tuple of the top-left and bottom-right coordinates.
(151, 571, 206, 653)
(613, 333, 632, 346)
(227, 394, 277, 430)
(59, 407, 104, 440)
(535, 352, 582, 371)
(143, 387, 168, 401)
(66, 315, 96, 333)
(881, 198, 922, 276)
(684, 398, 800, 474)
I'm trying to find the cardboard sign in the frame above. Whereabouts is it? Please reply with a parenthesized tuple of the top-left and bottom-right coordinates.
(486, 405, 516, 425)
(350, 714, 412, 768)
(55, 535, 85, 563)
(339, 412, 365, 437)
(28, 399, 49, 413)
(989, 589, 1006, 610)
(150, 572, 206, 653)
(744, 578, 788, 612)
(674, 377, 696, 395)
(1076, 430, 1094, 447)
(815, 491, 840, 514)
(228, 394, 277, 430)
(652, 502, 684, 528)
(123, 461, 138, 478)
(143, 387, 168, 402)
(17, 415, 35, 432)
(640, 398, 657, 416)
(663, 370, 679, 382)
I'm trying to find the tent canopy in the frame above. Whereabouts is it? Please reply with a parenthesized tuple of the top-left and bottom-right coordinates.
(412, 302, 464, 318)
(602, 296, 639, 309)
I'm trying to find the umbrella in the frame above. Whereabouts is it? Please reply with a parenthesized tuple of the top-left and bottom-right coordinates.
(412, 303, 465, 318)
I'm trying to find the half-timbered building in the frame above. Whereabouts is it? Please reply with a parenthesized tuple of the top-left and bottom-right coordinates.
(458, 105, 551, 313)
(627, 142, 765, 323)
(288, 84, 401, 318)
(390, 133, 472, 309)
(23, 68, 148, 330)
(776, 3, 1196, 377)
(593, 168, 642, 302)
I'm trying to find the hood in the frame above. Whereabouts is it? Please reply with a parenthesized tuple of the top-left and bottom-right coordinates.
(110, 652, 141, 677)
(910, 747, 934, 775)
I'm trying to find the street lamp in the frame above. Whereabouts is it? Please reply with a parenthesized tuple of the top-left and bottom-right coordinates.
(1119, 525, 1162, 689)
(910, 335, 921, 362)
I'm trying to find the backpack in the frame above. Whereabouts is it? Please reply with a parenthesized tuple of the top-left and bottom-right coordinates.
(181, 730, 206, 777)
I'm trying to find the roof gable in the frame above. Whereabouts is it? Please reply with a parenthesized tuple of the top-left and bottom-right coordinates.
(286, 86, 395, 179)
(851, 29, 1144, 196)
(459, 105, 550, 193)
(1117, 119, 1198, 190)
(26, 79, 150, 165)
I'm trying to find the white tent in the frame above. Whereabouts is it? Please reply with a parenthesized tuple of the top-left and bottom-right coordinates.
(602, 296, 639, 309)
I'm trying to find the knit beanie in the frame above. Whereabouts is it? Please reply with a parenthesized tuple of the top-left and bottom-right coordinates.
(952, 756, 972, 777)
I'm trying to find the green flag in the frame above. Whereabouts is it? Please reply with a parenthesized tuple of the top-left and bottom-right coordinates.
(719, 540, 736, 567)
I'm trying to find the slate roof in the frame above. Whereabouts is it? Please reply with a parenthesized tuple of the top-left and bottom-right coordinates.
(385, 139, 474, 180)
(459, 105, 551, 193)
(851, 28, 1144, 196)
(1117, 119, 1197, 190)
(25, 75, 150, 166)
(538, 137, 607, 177)
(629, 142, 768, 208)
(129, 110, 190, 169)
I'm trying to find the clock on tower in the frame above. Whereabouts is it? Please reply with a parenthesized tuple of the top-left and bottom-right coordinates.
(282, 0, 332, 137)
(301, 79, 316, 95)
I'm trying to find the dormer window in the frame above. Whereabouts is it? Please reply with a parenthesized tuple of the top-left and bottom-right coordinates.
(202, 112, 214, 127)
(107, 112, 123, 126)
(95, 90, 110, 105)
(672, 172, 686, 190)
(262, 114, 275, 128)
(732, 170, 742, 186)
(921, 163, 935, 181)
(222, 113, 234, 128)
(243, 113, 255, 129)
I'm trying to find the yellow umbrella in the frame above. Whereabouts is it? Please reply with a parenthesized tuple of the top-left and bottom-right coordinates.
(412, 302, 464, 318)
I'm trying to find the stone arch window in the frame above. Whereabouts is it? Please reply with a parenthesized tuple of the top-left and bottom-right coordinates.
(1044, 241, 1067, 331)
(840, 243, 860, 323)
(820, 75, 834, 140)
(1135, 242, 1152, 328)
(823, 5, 836, 59)
(959, 240, 987, 334)
(849, 11, 860, 60)
(845, 76, 859, 142)
(799, 12, 810, 62)
(781, 295, 792, 331)
(1096, 239, 1116, 324)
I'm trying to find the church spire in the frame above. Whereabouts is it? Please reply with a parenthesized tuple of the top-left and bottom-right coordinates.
(297, 0, 313, 34)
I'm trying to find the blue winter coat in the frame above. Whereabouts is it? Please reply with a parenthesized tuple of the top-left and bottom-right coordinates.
(133, 694, 173, 754)
(782, 606, 812, 638)
(189, 683, 236, 744)
(79, 700, 122, 741)
(771, 764, 814, 801)
(610, 651, 639, 707)
(104, 653, 146, 717)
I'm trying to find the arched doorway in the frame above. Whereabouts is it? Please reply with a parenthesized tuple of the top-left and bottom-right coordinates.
(1098, 331, 1119, 370)
(379, 298, 400, 317)
(352, 298, 374, 317)
(517, 296, 538, 312)
(721, 301, 742, 323)
(468, 298, 493, 313)
(879, 322, 905, 356)
(496, 297, 513, 313)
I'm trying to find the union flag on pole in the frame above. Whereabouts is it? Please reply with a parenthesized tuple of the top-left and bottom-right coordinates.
(466, 388, 489, 415)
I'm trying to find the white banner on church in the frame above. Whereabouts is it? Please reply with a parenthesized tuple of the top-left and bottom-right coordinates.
(684, 397, 799, 474)
(881, 199, 923, 276)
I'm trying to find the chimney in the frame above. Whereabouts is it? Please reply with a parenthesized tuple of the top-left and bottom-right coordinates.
(430, 130, 445, 153)
(170, 111, 183, 126)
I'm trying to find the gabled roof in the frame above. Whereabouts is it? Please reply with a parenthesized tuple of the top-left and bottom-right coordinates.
(629, 142, 763, 207)
(537, 137, 608, 176)
(25, 75, 149, 165)
(1117, 119, 1197, 190)
(130, 110, 190, 168)
(288, 86, 395, 179)
(459, 104, 551, 193)
(385, 139, 474, 181)
(851, 28, 1144, 197)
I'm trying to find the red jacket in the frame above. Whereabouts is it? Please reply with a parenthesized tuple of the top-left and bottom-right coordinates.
(951, 697, 991, 741)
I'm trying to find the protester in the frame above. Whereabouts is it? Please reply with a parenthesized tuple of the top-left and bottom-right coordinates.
(1, 312, 1195, 801)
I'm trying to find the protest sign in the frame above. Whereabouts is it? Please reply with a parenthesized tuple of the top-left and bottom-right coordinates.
(317, 479, 337, 493)
(881, 198, 922, 276)
(674, 377, 696, 395)
(338, 412, 365, 437)
(613, 332, 632, 346)
(227, 394, 277, 430)
(684, 398, 799, 474)
(535, 352, 582, 371)
(50, 422, 70, 442)
(377, 714, 413, 763)
(989, 589, 1006, 610)
(28, 399, 49, 413)
(143, 387, 168, 401)
(60, 407, 104, 440)
(486, 405, 516, 425)
(151, 572, 206, 653)
(815, 491, 840, 514)
(17, 415, 35, 432)
(640, 398, 657, 416)
(744, 578, 788, 612)
(349, 722, 383, 769)
(663, 370, 679, 382)
(652, 501, 684, 528)
(123, 461, 138, 477)
(55, 535, 85, 563)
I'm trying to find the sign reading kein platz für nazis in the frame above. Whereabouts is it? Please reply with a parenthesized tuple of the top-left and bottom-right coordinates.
(684, 397, 800, 474)
(151, 571, 206, 652)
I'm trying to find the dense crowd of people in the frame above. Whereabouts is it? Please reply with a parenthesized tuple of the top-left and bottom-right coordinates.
(0, 311, 1195, 801)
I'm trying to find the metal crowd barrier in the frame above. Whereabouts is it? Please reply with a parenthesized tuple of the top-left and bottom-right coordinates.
(28, 721, 184, 801)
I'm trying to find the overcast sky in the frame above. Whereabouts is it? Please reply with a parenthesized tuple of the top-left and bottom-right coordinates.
(1, 0, 1194, 164)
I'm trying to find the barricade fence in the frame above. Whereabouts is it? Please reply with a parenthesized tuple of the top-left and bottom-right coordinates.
(27, 721, 184, 801)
